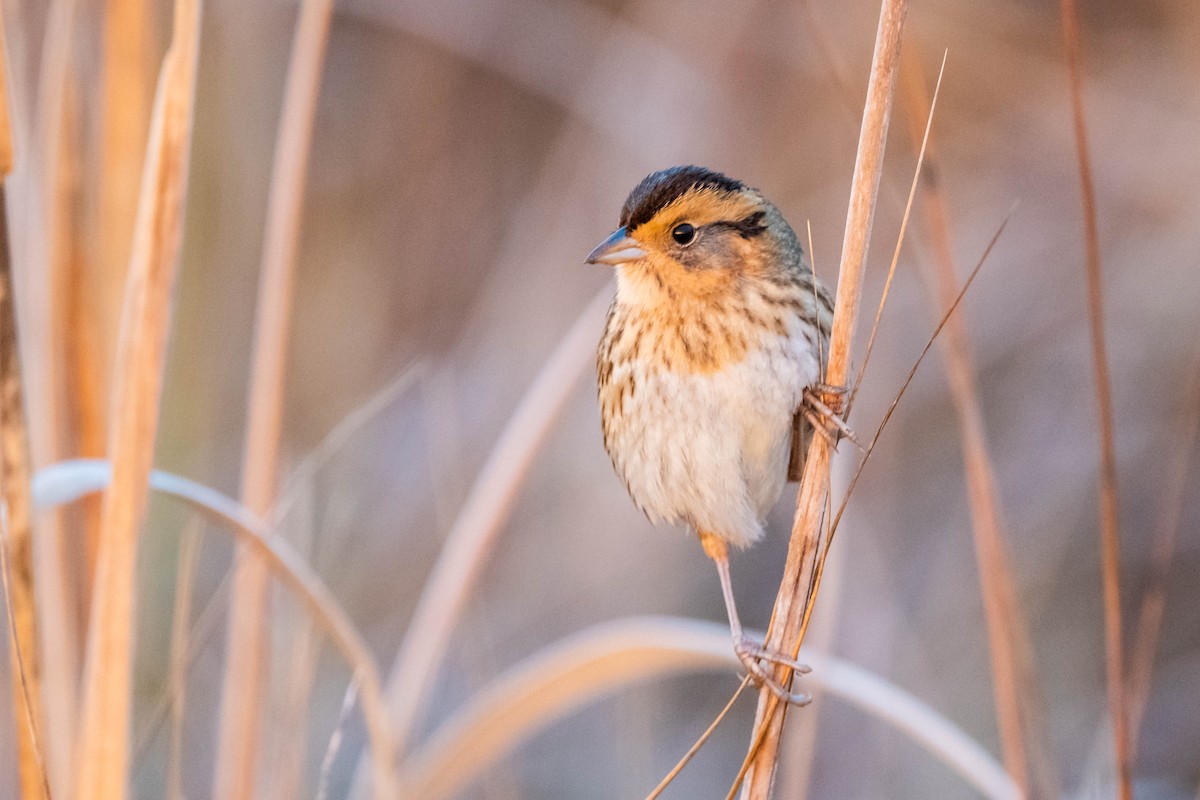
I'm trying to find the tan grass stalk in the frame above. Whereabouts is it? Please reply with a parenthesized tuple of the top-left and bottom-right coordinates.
(644, 678, 751, 800)
(740, 1, 908, 795)
(1059, 2, 1131, 797)
(69, 0, 152, 603)
(71, 0, 201, 795)
(166, 521, 200, 800)
(214, 1, 334, 794)
(98, 0, 151, 344)
(730, 204, 1013, 800)
(270, 619, 319, 800)
(382, 286, 611, 758)
(398, 617, 1017, 800)
(0, 6, 11, 177)
(132, 568, 229, 763)
(33, 457, 399, 797)
(1, 158, 52, 799)
(898, 47, 1042, 797)
(0, 14, 48, 795)
(30, 2, 83, 788)
(315, 682, 359, 800)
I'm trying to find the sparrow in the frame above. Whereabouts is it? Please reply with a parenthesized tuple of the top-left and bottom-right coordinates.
(588, 165, 838, 704)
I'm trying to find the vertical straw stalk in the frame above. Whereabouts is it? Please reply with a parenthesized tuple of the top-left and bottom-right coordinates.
(1127, 339, 1200, 752)
(72, 0, 153, 599)
(29, 0, 83, 790)
(898, 48, 1045, 798)
(740, 1, 908, 795)
(0, 16, 51, 790)
(98, 0, 152, 336)
(72, 0, 201, 796)
(1059, 1, 1131, 797)
(213, 0, 334, 796)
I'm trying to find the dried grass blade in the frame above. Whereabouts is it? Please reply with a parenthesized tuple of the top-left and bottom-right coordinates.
(741, 1, 909, 795)
(166, 521, 201, 800)
(72, 0, 201, 796)
(899, 46, 1047, 797)
(98, 0, 152, 335)
(643, 678, 750, 800)
(380, 286, 611, 759)
(0, 5, 11, 176)
(315, 682, 359, 800)
(214, 0, 335, 796)
(0, 176, 51, 798)
(29, 1, 83, 787)
(848, 50, 945, 407)
(1127, 338, 1200, 751)
(33, 458, 399, 797)
(1059, 2, 1131, 796)
(399, 617, 1017, 800)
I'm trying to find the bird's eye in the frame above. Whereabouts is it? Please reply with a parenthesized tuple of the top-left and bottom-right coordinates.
(671, 223, 697, 246)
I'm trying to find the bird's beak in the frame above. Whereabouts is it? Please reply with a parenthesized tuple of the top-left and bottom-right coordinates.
(585, 227, 647, 266)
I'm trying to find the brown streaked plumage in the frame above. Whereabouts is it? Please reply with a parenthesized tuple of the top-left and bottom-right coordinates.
(588, 165, 836, 704)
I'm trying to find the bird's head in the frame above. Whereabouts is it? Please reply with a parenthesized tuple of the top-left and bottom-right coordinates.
(586, 165, 804, 305)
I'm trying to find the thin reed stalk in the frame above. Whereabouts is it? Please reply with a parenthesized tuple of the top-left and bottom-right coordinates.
(898, 47, 1041, 797)
(166, 521, 200, 800)
(0, 79, 51, 794)
(72, 0, 201, 795)
(0, 7, 10, 177)
(381, 286, 611, 759)
(1127, 338, 1200, 751)
(30, 2, 83, 789)
(1059, 2, 1131, 797)
(215, 1, 334, 796)
(98, 0, 151, 340)
(740, 1, 908, 795)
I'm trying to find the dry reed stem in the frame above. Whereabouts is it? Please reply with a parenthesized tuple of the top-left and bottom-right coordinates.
(33, 457, 400, 797)
(98, 0, 151, 347)
(72, 0, 200, 795)
(0, 173, 51, 797)
(398, 616, 1017, 800)
(382, 286, 611, 757)
(131, 568, 230, 763)
(849, 51, 943, 412)
(271, 619, 319, 800)
(30, 3, 83, 787)
(1127, 338, 1200, 752)
(166, 521, 200, 800)
(315, 682, 359, 800)
(898, 47, 1037, 797)
(1059, 2, 1131, 797)
(0, 17, 46, 792)
(726, 208, 1013, 797)
(643, 678, 751, 800)
(214, 0, 334, 795)
(73, 0, 153, 589)
(741, 1, 908, 795)
(0, 514, 52, 800)
(0, 5, 11, 176)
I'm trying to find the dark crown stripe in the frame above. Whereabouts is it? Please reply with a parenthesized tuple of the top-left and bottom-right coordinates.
(619, 166, 744, 232)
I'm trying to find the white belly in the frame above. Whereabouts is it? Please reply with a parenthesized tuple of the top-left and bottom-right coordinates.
(604, 324, 821, 548)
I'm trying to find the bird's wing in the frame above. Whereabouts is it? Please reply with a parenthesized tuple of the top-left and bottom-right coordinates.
(787, 409, 811, 482)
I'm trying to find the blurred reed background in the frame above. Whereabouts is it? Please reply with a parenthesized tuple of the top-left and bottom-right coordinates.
(0, 0, 1198, 798)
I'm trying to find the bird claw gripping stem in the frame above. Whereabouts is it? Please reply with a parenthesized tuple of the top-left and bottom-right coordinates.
(802, 384, 862, 451)
(734, 636, 813, 706)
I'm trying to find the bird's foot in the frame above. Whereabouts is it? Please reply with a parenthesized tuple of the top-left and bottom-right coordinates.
(734, 635, 812, 706)
(802, 384, 861, 451)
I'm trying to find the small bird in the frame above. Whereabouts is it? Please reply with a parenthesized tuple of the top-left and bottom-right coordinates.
(588, 165, 838, 704)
